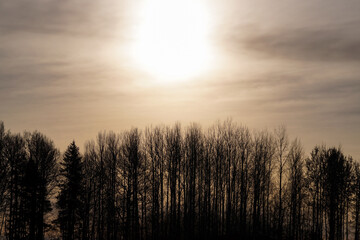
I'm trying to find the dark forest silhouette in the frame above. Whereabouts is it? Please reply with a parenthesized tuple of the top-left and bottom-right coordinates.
(0, 120, 359, 240)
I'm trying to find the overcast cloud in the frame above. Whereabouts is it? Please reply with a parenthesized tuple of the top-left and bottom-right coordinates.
(1, 0, 359, 157)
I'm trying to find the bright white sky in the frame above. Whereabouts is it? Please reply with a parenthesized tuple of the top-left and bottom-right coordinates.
(0, 0, 359, 158)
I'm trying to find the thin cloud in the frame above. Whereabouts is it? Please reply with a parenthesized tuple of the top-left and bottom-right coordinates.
(0, 0, 129, 38)
(242, 26, 360, 62)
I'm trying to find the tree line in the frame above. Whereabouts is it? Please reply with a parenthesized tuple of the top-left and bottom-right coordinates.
(0, 120, 359, 240)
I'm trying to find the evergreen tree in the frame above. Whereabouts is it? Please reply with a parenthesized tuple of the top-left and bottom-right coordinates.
(57, 141, 83, 240)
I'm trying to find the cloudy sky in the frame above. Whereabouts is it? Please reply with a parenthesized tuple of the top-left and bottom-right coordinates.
(1, 0, 359, 157)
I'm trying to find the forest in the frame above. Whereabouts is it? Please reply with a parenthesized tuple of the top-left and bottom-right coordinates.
(0, 120, 359, 240)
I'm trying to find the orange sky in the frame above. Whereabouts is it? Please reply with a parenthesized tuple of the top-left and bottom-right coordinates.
(0, 0, 359, 158)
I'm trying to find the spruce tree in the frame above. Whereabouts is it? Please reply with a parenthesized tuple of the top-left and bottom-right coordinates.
(57, 141, 83, 240)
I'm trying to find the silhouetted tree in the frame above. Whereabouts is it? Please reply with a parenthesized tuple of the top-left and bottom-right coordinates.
(145, 127, 162, 240)
(165, 124, 182, 239)
(0, 122, 9, 235)
(324, 148, 351, 240)
(274, 126, 289, 240)
(238, 126, 252, 236)
(305, 146, 326, 240)
(82, 140, 98, 240)
(6, 133, 27, 239)
(1, 119, 359, 240)
(24, 131, 59, 240)
(184, 123, 203, 239)
(57, 141, 83, 240)
(122, 128, 142, 240)
(354, 162, 360, 240)
(105, 132, 120, 240)
(287, 138, 304, 240)
(251, 130, 275, 238)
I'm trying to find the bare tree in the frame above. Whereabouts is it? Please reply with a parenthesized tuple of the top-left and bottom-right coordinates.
(82, 140, 97, 240)
(183, 123, 203, 239)
(354, 162, 360, 240)
(122, 128, 142, 240)
(305, 146, 327, 240)
(5, 133, 27, 239)
(25, 131, 59, 240)
(274, 125, 289, 240)
(287, 138, 304, 240)
(105, 132, 120, 240)
(165, 123, 182, 239)
(1, 119, 360, 240)
(0, 122, 9, 235)
(238, 126, 252, 236)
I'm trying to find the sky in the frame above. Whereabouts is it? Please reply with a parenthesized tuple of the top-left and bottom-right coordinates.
(0, 0, 359, 158)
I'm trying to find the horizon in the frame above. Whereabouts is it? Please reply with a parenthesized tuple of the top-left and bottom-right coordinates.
(0, 119, 357, 160)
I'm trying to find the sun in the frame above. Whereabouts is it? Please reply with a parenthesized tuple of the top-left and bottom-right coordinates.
(131, 0, 213, 83)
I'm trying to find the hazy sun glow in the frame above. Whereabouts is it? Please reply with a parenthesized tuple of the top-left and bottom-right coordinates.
(131, 0, 213, 83)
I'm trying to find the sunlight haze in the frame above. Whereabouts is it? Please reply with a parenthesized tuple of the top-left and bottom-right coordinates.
(131, 0, 213, 82)
(0, 0, 359, 158)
